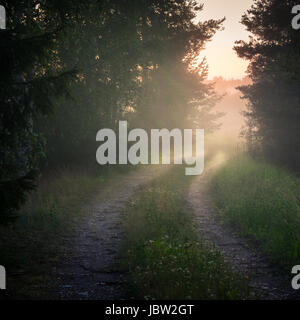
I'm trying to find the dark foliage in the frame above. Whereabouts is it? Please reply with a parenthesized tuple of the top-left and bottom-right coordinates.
(37, 1, 224, 167)
(1, 0, 223, 221)
(0, 1, 76, 220)
(0, 171, 37, 224)
(235, 0, 300, 170)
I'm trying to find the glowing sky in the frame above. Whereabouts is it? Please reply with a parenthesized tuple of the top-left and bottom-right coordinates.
(196, 0, 254, 79)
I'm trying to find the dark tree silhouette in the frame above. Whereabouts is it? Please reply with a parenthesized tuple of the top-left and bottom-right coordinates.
(235, 0, 300, 170)
(0, 1, 77, 220)
(1, 0, 223, 221)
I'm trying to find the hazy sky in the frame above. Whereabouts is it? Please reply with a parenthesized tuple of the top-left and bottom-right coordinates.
(196, 0, 254, 79)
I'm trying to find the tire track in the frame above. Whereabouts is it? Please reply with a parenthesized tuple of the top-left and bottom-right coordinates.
(48, 166, 166, 300)
(187, 153, 298, 300)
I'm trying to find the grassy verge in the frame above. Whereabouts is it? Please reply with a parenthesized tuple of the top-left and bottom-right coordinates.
(210, 154, 300, 268)
(122, 166, 250, 300)
(0, 165, 131, 299)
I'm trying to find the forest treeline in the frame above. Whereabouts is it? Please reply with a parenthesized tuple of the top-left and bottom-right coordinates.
(2, 0, 300, 222)
(235, 0, 300, 171)
(0, 1, 223, 220)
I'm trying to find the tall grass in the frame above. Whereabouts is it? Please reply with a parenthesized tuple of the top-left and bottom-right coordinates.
(210, 155, 300, 268)
(0, 166, 126, 298)
(122, 166, 250, 300)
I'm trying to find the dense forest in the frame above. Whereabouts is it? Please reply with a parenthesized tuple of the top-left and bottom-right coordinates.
(1, 0, 300, 302)
(0, 0, 223, 221)
(235, 0, 300, 170)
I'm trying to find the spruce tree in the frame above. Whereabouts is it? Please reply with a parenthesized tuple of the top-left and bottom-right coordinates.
(235, 0, 300, 170)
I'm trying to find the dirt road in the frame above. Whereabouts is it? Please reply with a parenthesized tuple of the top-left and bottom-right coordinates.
(47, 166, 165, 300)
(44, 155, 299, 300)
(187, 153, 298, 300)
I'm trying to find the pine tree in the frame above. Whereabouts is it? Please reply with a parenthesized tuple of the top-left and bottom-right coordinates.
(0, 1, 75, 221)
(235, 0, 300, 170)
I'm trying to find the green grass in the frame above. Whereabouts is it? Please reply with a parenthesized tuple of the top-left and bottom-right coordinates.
(0, 165, 130, 298)
(210, 154, 300, 268)
(121, 166, 250, 300)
